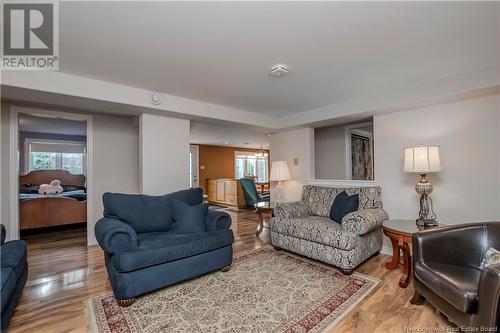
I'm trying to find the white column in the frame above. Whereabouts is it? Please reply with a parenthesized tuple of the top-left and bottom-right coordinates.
(139, 113, 190, 195)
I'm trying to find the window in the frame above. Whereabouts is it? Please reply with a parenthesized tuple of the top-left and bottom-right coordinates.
(27, 139, 86, 175)
(235, 151, 268, 182)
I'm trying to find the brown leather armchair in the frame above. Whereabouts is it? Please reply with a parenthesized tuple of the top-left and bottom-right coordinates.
(411, 222, 499, 331)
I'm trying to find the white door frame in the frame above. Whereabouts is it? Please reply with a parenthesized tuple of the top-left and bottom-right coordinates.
(189, 145, 199, 188)
(9, 106, 95, 246)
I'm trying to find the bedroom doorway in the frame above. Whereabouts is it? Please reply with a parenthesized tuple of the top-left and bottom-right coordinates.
(9, 107, 94, 246)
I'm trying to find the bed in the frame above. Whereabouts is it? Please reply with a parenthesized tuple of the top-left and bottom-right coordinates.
(19, 170, 87, 230)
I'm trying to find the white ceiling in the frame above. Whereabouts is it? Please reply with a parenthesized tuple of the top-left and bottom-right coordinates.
(19, 114, 87, 136)
(58, 2, 500, 118)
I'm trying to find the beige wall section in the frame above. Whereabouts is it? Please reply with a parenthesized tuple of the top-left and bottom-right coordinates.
(269, 128, 315, 203)
(0, 104, 11, 239)
(374, 93, 500, 225)
(92, 114, 140, 244)
(498, 94, 500, 219)
(140, 113, 190, 195)
(315, 125, 347, 179)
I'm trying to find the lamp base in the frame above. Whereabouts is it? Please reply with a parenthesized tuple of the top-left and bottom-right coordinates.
(276, 180, 283, 205)
(415, 174, 438, 227)
(416, 218, 438, 228)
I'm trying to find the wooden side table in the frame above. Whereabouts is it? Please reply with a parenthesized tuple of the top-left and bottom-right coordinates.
(255, 201, 274, 236)
(383, 219, 443, 288)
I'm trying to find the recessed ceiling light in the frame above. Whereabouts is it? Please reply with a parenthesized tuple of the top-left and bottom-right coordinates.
(269, 64, 288, 78)
(224, 142, 228, 145)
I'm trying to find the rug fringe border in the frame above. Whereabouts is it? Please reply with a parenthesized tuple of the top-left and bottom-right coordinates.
(320, 272, 381, 332)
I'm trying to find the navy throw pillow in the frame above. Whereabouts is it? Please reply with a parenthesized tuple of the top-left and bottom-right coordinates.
(329, 191, 359, 224)
(171, 200, 209, 233)
(103, 193, 174, 233)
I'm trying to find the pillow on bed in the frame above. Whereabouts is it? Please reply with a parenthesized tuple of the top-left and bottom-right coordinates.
(62, 185, 86, 193)
(19, 184, 39, 194)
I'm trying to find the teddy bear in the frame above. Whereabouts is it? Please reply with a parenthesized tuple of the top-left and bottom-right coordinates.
(38, 180, 64, 195)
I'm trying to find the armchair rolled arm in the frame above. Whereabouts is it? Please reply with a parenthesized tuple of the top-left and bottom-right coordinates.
(205, 210, 232, 231)
(274, 201, 309, 219)
(95, 218, 138, 254)
(476, 262, 500, 328)
(341, 208, 388, 235)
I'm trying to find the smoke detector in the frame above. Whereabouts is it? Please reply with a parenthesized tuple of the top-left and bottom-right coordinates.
(149, 93, 162, 105)
(269, 64, 288, 78)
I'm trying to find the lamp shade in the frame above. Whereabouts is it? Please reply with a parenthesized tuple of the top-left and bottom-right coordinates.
(403, 145, 441, 173)
(269, 161, 291, 181)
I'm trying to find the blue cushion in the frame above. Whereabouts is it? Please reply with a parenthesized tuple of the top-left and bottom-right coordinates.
(113, 230, 234, 272)
(329, 191, 359, 223)
(103, 188, 203, 233)
(171, 200, 208, 233)
(0, 241, 27, 278)
(1, 267, 16, 312)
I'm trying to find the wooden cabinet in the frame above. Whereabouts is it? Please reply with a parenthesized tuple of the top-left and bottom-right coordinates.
(206, 179, 246, 207)
(216, 180, 225, 201)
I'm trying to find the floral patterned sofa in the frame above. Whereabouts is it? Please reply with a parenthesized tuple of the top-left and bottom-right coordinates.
(271, 185, 388, 274)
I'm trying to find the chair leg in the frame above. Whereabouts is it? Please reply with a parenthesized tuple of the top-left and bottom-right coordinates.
(273, 245, 282, 251)
(410, 291, 426, 305)
(116, 297, 136, 307)
(220, 265, 231, 272)
(340, 268, 354, 275)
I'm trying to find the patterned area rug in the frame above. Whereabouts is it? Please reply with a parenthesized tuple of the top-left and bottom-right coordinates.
(86, 247, 379, 333)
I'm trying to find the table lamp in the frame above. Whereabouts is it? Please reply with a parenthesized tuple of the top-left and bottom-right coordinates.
(269, 161, 291, 204)
(403, 144, 441, 227)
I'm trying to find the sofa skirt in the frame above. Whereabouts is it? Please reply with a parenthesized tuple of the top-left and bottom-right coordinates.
(271, 230, 382, 270)
(105, 245, 233, 299)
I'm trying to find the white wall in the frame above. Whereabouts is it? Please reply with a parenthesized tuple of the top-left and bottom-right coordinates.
(270, 94, 500, 255)
(315, 125, 346, 179)
(0, 104, 11, 239)
(374, 93, 500, 224)
(92, 114, 140, 244)
(190, 121, 269, 149)
(140, 113, 190, 195)
(269, 128, 315, 202)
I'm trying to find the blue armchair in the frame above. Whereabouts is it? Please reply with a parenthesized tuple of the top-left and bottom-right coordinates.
(94, 188, 234, 306)
(1, 225, 28, 332)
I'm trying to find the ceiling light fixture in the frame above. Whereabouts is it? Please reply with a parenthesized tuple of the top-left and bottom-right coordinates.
(269, 64, 288, 78)
(255, 145, 268, 158)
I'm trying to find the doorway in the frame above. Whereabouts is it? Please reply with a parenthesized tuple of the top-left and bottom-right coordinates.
(9, 106, 94, 245)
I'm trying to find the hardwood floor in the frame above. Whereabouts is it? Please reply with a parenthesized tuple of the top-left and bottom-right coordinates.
(9, 208, 448, 333)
